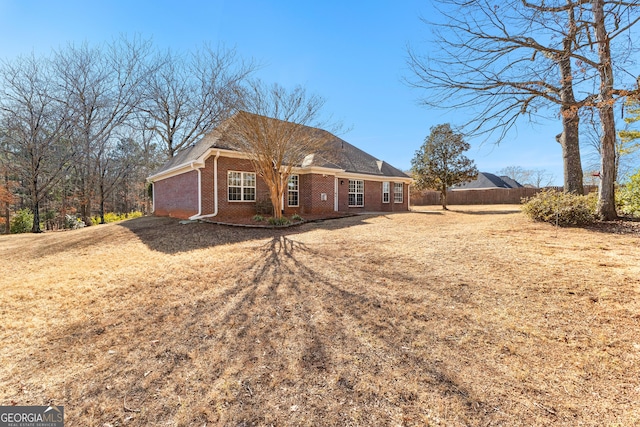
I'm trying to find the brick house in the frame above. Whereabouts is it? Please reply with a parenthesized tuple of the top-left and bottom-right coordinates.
(147, 113, 412, 220)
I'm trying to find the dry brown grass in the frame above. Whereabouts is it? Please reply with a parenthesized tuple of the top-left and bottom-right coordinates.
(1, 205, 639, 426)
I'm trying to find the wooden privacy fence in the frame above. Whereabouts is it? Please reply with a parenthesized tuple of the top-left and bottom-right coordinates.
(411, 186, 598, 206)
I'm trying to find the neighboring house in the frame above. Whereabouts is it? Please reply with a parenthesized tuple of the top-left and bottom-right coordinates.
(451, 172, 523, 190)
(147, 113, 412, 220)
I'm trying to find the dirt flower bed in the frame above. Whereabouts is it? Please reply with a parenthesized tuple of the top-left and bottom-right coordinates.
(0, 205, 639, 426)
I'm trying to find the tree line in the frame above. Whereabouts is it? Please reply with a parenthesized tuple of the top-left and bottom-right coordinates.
(0, 37, 258, 233)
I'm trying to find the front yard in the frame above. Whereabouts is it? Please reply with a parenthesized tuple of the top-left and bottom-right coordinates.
(0, 206, 639, 426)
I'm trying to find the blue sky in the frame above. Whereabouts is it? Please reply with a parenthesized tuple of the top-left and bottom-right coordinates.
(0, 0, 572, 183)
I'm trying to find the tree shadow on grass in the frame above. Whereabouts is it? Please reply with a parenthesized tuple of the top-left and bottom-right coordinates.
(117, 214, 373, 254)
(37, 228, 499, 426)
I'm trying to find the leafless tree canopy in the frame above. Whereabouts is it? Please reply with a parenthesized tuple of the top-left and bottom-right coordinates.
(141, 44, 258, 158)
(407, 0, 640, 218)
(0, 54, 76, 232)
(224, 81, 335, 219)
(0, 37, 258, 232)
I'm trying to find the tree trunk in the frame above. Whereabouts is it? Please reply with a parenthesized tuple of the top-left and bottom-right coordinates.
(31, 199, 42, 233)
(270, 175, 284, 219)
(597, 108, 618, 220)
(592, 0, 618, 220)
(3, 170, 10, 234)
(441, 184, 448, 210)
(100, 183, 106, 224)
(557, 35, 584, 194)
(557, 114, 584, 194)
(30, 176, 42, 233)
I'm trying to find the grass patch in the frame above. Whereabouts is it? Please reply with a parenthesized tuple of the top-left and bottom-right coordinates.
(0, 205, 639, 426)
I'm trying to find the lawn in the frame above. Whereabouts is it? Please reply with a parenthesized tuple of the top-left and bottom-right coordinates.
(1, 206, 639, 426)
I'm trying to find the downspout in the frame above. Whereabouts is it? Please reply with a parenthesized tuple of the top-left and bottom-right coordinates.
(189, 151, 220, 220)
(191, 165, 203, 219)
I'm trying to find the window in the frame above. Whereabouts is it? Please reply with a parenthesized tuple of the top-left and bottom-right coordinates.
(394, 182, 403, 203)
(288, 174, 299, 207)
(228, 171, 256, 202)
(382, 181, 390, 203)
(348, 179, 364, 207)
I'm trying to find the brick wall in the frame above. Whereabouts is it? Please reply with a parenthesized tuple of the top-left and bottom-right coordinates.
(336, 178, 409, 212)
(213, 156, 270, 220)
(153, 170, 199, 219)
(295, 173, 336, 215)
(154, 153, 410, 219)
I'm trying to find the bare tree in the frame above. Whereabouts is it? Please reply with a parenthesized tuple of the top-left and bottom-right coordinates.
(224, 81, 334, 219)
(141, 44, 257, 158)
(530, 168, 556, 188)
(0, 54, 76, 232)
(123, 115, 163, 214)
(406, 0, 593, 194)
(0, 131, 12, 233)
(580, 111, 640, 183)
(497, 166, 534, 186)
(53, 36, 152, 225)
(587, 0, 640, 219)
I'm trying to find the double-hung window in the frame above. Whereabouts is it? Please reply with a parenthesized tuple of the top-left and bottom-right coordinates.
(288, 174, 299, 207)
(394, 182, 403, 203)
(348, 179, 364, 207)
(382, 181, 390, 203)
(228, 171, 256, 202)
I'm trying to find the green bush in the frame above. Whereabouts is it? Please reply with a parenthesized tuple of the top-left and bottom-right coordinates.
(291, 213, 303, 222)
(252, 214, 265, 222)
(616, 170, 640, 217)
(522, 189, 597, 226)
(10, 208, 34, 233)
(268, 216, 290, 226)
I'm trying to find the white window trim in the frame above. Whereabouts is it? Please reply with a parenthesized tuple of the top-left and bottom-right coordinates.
(348, 179, 364, 207)
(394, 182, 403, 203)
(228, 171, 256, 202)
(382, 181, 390, 204)
(288, 174, 299, 207)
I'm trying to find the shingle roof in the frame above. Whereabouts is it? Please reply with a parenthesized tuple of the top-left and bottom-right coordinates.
(498, 175, 524, 188)
(452, 172, 523, 190)
(151, 112, 410, 179)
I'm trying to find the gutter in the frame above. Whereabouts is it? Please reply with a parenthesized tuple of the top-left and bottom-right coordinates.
(189, 151, 220, 220)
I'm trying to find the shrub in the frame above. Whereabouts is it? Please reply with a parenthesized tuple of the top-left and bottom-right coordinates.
(65, 214, 85, 230)
(522, 189, 597, 226)
(10, 208, 34, 233)
(252, 214, 265, 222)
(91, 211, 144, 224)
(268, 216, 290, 226)
(291, 213, 303, 222)
(616, 170, 640, 217)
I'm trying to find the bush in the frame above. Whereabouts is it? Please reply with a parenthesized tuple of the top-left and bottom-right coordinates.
(291, 213, 304, 222)
(522, 189, 597, 226)
(10, 208, 34, 233)
(252, 214, 265, 222)
(91, 211, 144, 224)
(616, 170, 640, 217)
(268, 216, 290, 226)
(64, 214, 85, 230)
